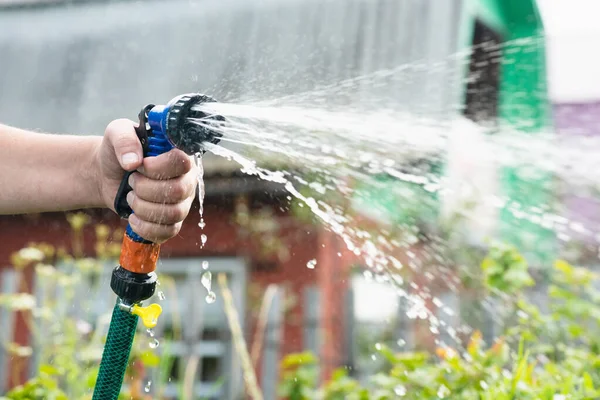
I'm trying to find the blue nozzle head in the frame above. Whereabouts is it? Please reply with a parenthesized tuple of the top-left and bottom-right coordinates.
(148, 93, 224, 155)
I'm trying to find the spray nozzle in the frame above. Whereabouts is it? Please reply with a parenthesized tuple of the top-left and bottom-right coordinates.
(114, 93, 224, 220)
(162, 93, 224, 155)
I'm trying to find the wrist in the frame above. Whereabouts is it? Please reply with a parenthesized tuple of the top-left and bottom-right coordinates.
(82, 136, 107, 209)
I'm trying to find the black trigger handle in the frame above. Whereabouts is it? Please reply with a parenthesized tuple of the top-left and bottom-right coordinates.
(114, 104, 155, 219)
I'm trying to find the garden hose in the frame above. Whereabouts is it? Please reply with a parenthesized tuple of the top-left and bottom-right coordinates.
(92, 93, 223, 400)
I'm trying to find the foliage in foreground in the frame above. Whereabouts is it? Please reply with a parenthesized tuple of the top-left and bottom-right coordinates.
(2, 213, 600, 399)
(279, 243, 600, 399)
(0, 213, 170, 400)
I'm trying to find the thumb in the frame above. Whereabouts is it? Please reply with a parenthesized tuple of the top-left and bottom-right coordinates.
(105, 118, 143, 171)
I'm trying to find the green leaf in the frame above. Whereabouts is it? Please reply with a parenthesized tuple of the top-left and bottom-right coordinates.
(583, 372, 594, 391)
(39, 364, 59, 376)
(140, 350, 160, 367)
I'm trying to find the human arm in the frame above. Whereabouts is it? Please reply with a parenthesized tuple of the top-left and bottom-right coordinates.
(0, 120, 197, 243)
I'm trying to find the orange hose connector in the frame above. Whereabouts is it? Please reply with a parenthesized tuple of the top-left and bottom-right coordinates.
(119, 235, 160, 273)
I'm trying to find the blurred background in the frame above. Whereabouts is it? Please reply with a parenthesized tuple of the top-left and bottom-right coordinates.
(0, 0, 599, 399)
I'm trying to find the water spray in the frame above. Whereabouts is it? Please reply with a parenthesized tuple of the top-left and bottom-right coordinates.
(92, 93, 223, 400)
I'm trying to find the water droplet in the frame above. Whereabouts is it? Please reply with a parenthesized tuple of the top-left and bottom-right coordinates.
(144, 380, 152, 393)
(306, 259, 317, 269)
(149, 338, 159, 349)
(146, 328, 155, 338)
(374, 342, 382, 351)
(157, 291, 166, 301)
(201, 234, 207, 246)
(437, 384, 450, 398)
(370, 354, 377, 361)
(156, 280, 161, 286)
(202, 260, 209, 270)
(201, 271, 212, 289)
(205, 291, 216, 304)
(394, 385, 407, 396)
(397, 339, 406, 347)
(195, 153, 205, 226)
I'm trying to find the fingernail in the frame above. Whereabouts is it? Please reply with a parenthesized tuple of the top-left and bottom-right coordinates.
(126, 192, 134, 206)
(128, 174, 136, 189)
(122, 152, 139, 166)
(129, 213, 140, 226)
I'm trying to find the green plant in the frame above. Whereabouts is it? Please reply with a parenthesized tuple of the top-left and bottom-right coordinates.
(278, 244, 600, 399)
(0, 213, 165, 400)
(277, 352, 319, 400)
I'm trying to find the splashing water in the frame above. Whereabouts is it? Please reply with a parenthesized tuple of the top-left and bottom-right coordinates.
(157, 291, 166, 301)
(201, 270, 211, 288)
(202, 260, 209, 270)
(146, 328, 159, 348)
(181, 46, 600, 358)
(306, 259, 317, 269)
(201, 271, 216, 304)
(194, 153, 206, 230)
(205, 291, 217, 304)
(144, 380, 152, 393)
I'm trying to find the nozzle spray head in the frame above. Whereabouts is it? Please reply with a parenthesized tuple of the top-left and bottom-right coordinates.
(148, 93, 224, 155)
(114, 93, 224, 220)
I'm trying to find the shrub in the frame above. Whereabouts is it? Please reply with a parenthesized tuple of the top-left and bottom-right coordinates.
(279, 243, 600, 399)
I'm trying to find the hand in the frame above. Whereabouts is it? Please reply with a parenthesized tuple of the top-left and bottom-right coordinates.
(94, 119, 197, 243)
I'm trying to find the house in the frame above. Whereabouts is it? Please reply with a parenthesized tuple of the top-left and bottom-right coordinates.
(0, 0, 549, 397)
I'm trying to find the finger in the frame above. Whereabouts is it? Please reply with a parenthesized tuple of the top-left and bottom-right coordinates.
(104, 119, 143, 171)
(140, 149, 194, 180)
(127, 192, 192, 225)
(129, 172, 197, 204)
(128, 214, 182, 244)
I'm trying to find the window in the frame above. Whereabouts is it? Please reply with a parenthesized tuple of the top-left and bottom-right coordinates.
(348, 270, 412, 382)
(30, 257, 247, 399)
(464, 19, 503, 125)
(139, 257, 247, 400)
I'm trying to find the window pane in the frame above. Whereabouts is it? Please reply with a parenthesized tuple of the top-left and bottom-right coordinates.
(198, 356, 222, 383)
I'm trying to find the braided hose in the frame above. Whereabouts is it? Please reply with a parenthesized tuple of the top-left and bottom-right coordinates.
(92, 302, 138, 400)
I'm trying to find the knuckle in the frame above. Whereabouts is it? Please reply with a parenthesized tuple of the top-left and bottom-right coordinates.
(133, 176, 150, 197)
(135, 222, 153, 241)
(158, 224, 180, 241)
(167, 223, 181, 237)
(178, 154, 194, 173)
(115, 133, 135, 149)
(168, 204, 187, 222)
(106, 119, 134, 139)
(169, 178, 189, 201)
(104, 119, 123, 135)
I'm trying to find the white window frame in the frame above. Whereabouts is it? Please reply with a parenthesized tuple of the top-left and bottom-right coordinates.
(149, 257, 247, 400)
